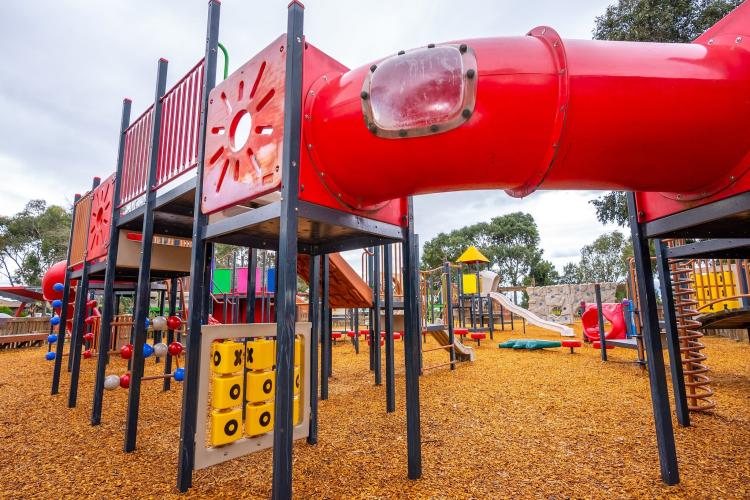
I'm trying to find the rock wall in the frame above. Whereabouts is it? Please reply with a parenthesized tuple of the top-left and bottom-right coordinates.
(526, 283, 619, 324)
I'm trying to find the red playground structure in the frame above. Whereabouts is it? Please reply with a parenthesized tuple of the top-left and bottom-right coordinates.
(582, 303, 627, 343)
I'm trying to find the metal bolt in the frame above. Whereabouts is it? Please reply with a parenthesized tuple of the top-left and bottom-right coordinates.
(638, 211, 645, 217)
(337, 193, 342, 198)
(398, 50, 405, 56)
(360, 91, 369, 100)
(370, 64, 377, 72)
(296, 36, 302, 43)
(304, 114, 311, 120)
(309, 90, 315, 96)
(300, 184, 305, 191)
(398, 129, 407, 137)
(708, 39, 714, 45)
(322, 75, 328, 81)
(730, 175, 736, 181)
(462, 108, 471, 119)
(459, 43, 467, 53)
(291, 161, 296, 167)
(466, 69, 476, 79)
(736, 36, 743, 44)
(368, 123, 378, 134)
(430, 124, 439, 133)
(307, 144, 312, 149)
(427, 43, 435, 48)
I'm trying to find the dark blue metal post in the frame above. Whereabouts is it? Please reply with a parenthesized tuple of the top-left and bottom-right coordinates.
(402, 198, 422, 479)
(124, 58, 168, 452)
(51, 193, 81, 395)
(271, 4, 305, 498)
(246, 249, 257, 322)
(241, 249, 257, 422)
(162, 277, 178, 392)
(373, 245, 382, 385)
(176, 1, 220, 491)
(68, 176, 101, 408)
(155, 288, 166, 362)
(368, 248, 375, 371)
(307, 254, 320, 443)
(384, 245, 396, 411)
(626, 192, 679, 485)
(320, 255, 330, 400)
(488, 296, 494, 339)
(90, 146, 131, 407)
(443, 262, 456, 369)
(353, 307, 360, 354)
(594, 284, 608, 361)
(654, 239, 690, 427)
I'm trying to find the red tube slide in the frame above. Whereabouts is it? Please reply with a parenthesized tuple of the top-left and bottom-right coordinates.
(304, 3, 750, 209)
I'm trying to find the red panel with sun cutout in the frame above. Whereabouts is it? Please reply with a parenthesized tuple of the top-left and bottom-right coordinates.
(201, 35, 286, 214)
(87, 174, 114, 262)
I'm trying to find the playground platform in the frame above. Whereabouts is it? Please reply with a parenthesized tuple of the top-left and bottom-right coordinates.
(2, 323, 748, 498)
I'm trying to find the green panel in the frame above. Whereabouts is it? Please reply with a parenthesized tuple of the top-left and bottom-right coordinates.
(212, 268, 231, 294)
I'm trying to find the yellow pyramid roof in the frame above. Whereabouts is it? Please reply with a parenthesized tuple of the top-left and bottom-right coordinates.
(456, 246, 489, 264)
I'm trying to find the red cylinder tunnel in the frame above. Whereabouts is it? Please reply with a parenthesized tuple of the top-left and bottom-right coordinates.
(301, 4, 750, 212)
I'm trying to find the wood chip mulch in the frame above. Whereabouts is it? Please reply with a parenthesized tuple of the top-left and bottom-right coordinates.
(0, 324, 748, 498)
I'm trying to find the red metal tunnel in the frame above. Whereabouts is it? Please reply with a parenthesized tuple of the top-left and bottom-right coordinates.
(302, 7, 750, 210)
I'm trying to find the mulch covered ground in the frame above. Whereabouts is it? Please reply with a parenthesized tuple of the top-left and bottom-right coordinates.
(0, 324, 748, 498)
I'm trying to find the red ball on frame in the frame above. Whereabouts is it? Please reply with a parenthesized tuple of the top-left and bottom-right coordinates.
(166, 316, 182, 331)
(119, 373, 131, 389)
(167, 341, 183, 356)
(120, 344, 133, 360)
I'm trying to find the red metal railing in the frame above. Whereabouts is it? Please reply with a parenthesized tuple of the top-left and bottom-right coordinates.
(119, 59, 205, 207)
(119, 105, 154, 206)
(156, 60, 205, 190)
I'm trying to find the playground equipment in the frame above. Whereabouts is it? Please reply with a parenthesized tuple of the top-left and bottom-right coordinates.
(499, 339, 562, 350)
(487, 291, 574, 337)
(46, 0, 750, 493)
(581, 303, 627, 342)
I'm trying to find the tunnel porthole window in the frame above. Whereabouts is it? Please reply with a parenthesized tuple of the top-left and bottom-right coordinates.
(361, 45, 477, 139)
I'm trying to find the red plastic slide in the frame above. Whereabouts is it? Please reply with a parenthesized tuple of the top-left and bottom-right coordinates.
(581, 303, 626, 342)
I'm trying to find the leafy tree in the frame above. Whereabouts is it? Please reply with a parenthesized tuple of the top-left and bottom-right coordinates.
(590, 0, 740, 226)
(577, 231, 632, 283)
(0, 200, 71, 286)
(593, 0, 741, 42)
(559, 262, 583, 285)
(421, 212, 553, 287)
(524, 256, 559, 287)
(590, 191, 629, 227)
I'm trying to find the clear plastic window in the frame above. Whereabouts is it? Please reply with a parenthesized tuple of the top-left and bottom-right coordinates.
(368, 46, 467, 132)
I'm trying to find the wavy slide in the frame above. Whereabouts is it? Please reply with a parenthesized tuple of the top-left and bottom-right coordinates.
(487, 292, 574, 337)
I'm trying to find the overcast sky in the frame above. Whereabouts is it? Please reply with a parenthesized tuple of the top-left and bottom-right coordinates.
(0, 0, 620, 283)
